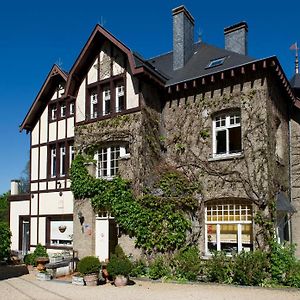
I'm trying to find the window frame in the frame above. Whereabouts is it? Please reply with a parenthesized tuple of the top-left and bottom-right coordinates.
(95, 146, 125, 179)
(204, 199, 253, 256)
(50, 146, 57, 178)
(115, 84, 125, 113)
(212, 111, 242, 158)
(90, 92, 98, 119)
(59, 144, 66, 177)
(102, 87, 111, 116)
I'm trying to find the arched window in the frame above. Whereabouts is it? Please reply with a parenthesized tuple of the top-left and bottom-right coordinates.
(205, 199, 253, 255)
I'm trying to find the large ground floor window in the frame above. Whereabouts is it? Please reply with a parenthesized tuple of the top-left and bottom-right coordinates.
(205, 199, 253, 255)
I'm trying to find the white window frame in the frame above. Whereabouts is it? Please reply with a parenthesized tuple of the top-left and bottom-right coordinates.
(116, 85, 125, 113)
(70, 102, 75, 115)
(90, 93, 98, 119)
(49, 220, 73, 247)
(69, 145, 75, 167)
(204, 200, 253, 256)
(50, 146, 57, 177)
(95, 146, 125, 179)
(60, 102, 66, 117)
(103, 88, 111, 116)
(212, 112, 242, 158)
(60, 145, 66, 176)
(51, 105, 57, 120)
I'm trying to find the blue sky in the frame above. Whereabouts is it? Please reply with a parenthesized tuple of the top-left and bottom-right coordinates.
(0, 0, 299, 194)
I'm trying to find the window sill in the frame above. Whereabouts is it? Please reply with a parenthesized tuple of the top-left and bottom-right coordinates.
(208, 152, 244, 162)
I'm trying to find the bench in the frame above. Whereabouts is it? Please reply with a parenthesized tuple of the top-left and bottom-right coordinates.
(45, 258, 73, 278)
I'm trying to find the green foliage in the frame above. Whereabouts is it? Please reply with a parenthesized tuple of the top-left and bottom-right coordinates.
(172, 246, 201, 281)
(0, 222, 11, 261)
(70, 154, 192, 253)
(269, 242, 299, 286)
(232, 250, 269, 286)
(130, 259, 148, 277)
(199, 130, 210, 139)
(285, 260, 300, 288)
(31, 243, 48, 266)
(107, 255, 133, 278)
(205, 251, 233, 283)
(148, 256, 171, 280)
(77, 256, 101, 275)
(114, 244, 126, 259)
(0, 193, 9, 223)
(23, 253, 34, 265)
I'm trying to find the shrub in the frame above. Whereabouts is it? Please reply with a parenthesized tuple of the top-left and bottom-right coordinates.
(23, 253, 34, 265)
(114, 244, 126, 259)
(269, 242, 300, 286)
(172, 246, 201, 281)
(232, 250, 269, 286)
(205, 251, 233, 283)
(32, 243, 48, 266)
(148, 256, 171, 280)
(0, 222, 11, 261)
(286, 260, 300, 288)
(77, 256, 101, 275)
(107, 255, 133, 278)
(130, 259, 148, 277)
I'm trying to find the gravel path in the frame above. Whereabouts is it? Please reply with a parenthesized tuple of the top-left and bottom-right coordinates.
(1, 273, 299, 300)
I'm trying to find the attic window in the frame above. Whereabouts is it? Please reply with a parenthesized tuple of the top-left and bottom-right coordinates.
(206, 57, 226, 69)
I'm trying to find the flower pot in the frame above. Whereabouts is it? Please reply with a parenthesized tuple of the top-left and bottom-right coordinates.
(72, 275, 85, 286)
(84, 274, 98, 286)
(36, 257, 49, 271)
(114, 275, 128, 287)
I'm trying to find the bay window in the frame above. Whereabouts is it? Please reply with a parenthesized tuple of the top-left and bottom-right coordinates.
(205, 199, 253, 255)
(213, 112, 241, 157)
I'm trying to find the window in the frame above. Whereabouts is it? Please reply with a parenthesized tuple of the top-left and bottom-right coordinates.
(60, 102, 66, 117)
(50, 104, 57, 121)
(60, 145, 66, 176)
(103, 88, 111, 115)
(90, 92, 98, 119)
(116, 85, 125, 112)
(48, 219, 73, 247)
(213, 112, 241, 157)
(205, 200, 253, 255)
(95, 146, 125, 178)
(206, 57, 226, 69)
(70, 101, 75, 116)
(69, 144, 75, 167)
(51, 146, 57, 177)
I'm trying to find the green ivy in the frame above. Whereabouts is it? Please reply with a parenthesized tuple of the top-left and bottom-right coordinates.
(70, 154, 192, 253)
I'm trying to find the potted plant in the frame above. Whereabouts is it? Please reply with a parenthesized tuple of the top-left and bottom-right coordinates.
(23, 253, 35, 272)
(107, 255, 133, 286)
(72, 272, 85, 286)
(77, 256, 101, 286)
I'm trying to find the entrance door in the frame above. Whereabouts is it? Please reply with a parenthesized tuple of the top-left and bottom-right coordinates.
(21, 219, 30, 255)
(95, 213, 118, 261)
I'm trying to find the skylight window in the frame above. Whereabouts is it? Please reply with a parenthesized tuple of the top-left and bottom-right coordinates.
(206, 57, 226, 69)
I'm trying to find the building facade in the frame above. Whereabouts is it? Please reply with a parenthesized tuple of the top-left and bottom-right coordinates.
(9, 5, 300, 259)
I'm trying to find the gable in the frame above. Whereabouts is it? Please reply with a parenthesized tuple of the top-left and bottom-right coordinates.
(20, 65, 67, 132)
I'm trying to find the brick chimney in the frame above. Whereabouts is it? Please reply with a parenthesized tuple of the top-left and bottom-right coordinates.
(224, 22, 248, 55)
(172, 5, 195, 70)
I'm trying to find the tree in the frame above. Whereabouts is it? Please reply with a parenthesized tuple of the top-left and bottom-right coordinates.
(0, 192, 9, 224)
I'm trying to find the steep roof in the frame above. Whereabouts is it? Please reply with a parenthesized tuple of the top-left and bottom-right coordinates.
(20, 65, 67, 132)
(290, 73, 300, 89)
(146, 42, 255, 86)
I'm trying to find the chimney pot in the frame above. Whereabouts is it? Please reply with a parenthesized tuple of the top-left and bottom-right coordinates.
(11, 180, 20, 195)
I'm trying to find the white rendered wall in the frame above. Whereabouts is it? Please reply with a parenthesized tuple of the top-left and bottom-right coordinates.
(67, 117, 74, 138)
(30, 217, 37, 246)
(76, 78, 86, 123)
(10, 200, 30, 251)
(40, 107, 48, 144)
(39, 191, 73, 215)
(31, 195, 38, 215)
(31, 148, 39, 181)
(31, 122, 39, 146)
(38, 217, 46, 246)
(88, 57, 98, 84)
(126, 72, 139, 109)
(57, 120, 66, 140)
(49, 122, 57, 142)
(39, 146, 47, 180)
